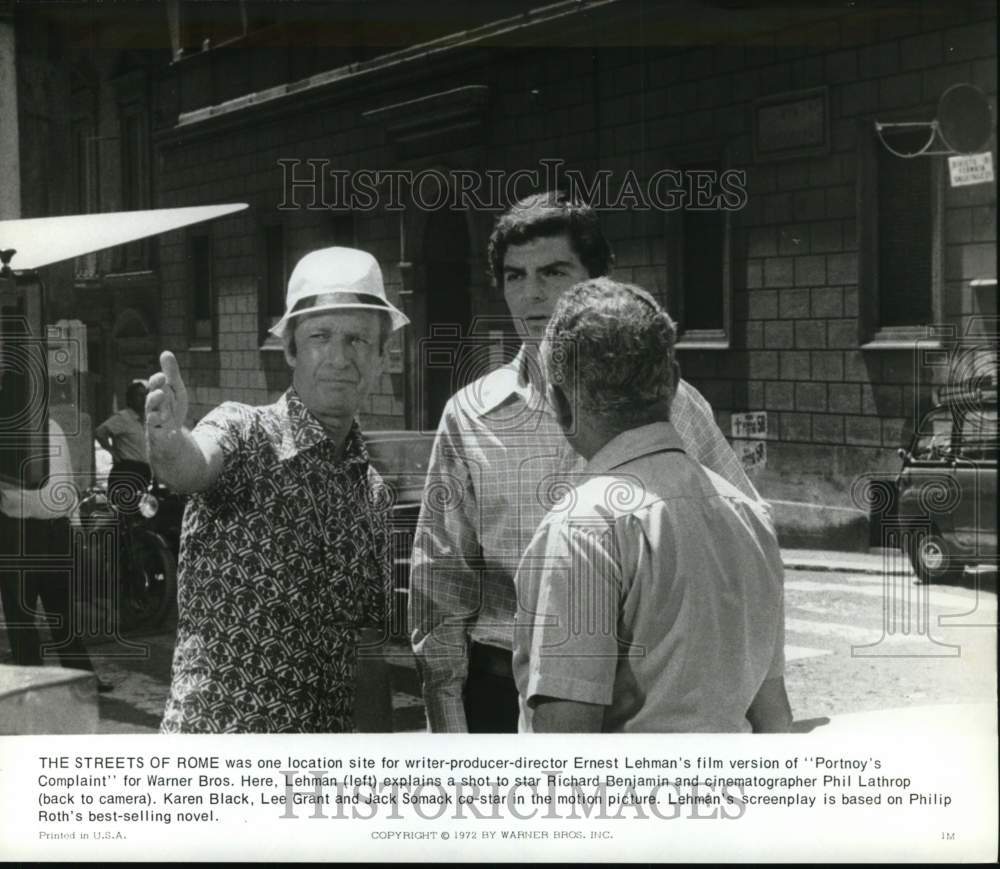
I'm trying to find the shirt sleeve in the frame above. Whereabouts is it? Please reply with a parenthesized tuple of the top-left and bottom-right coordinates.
(102, 411, 126, 437)
(672, 379, 763, 504)
(408, 400, 483, 733)
(514, 517, 621, 712)
(742, 497, 786, 681)
(190, 401, 250, 482)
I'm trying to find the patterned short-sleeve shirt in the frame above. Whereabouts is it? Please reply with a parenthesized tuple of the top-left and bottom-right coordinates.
(160, 388, 391, 734)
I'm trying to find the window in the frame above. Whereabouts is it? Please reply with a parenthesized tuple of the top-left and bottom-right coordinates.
(259, 222, 286, 348)
(116, 108, 150, 271)
(668, 160, 732, 347)
(71, 104, 99, 280)
(958, 407, 998, 461)
(113, 70, 151, 272)
(72, 118, 98, 215)
(188, 233, 214, 349)
(860, 126, 944, 345)
(120, 113, 143, 211)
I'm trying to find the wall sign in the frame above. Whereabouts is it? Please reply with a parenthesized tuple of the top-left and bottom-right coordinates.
(753, 87, 830, 162)
(731, 411, 767, 472)
(737, 440, 767, 472)
(948, 152, 994, 187)
(731, 411, 767, 439)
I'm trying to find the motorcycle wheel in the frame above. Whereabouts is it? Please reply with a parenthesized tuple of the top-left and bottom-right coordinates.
(119, 528, 178, 631)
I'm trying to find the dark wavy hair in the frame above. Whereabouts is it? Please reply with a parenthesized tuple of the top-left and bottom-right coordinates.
(544, 277, 678, 427)
(125, 380, 148, 412)
(487, 191, 615, 290)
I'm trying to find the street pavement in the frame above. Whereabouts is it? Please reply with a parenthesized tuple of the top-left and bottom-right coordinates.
(1, 549, 995, 734)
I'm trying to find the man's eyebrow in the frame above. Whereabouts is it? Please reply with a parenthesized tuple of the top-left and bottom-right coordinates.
(504, 259, 576, 272)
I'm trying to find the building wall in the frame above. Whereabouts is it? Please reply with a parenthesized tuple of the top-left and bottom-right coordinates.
(12, 9, 175, 465)
(150, 1, 996, 503)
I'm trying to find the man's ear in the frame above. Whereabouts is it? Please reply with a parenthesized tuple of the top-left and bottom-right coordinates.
(547, 382, 574, 431)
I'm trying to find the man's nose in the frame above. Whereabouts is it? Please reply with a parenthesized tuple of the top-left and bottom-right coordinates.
(524, 273, 545, 301)
(326, 337, 353, 367)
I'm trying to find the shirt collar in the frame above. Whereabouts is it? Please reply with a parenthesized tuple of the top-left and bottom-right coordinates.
(276, 387, 369, 465)
(473, 344, 549, 416)
(585, 421, 687, 476)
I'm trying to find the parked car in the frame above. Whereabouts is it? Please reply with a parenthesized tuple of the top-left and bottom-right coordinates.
(895, 385, 997, 582)
(365, 431, 436, 638)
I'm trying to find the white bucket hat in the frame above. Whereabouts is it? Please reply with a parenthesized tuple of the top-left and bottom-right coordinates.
(269, 246, 409, 338)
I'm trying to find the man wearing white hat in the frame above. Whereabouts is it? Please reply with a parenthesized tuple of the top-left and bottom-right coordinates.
(147, 247, 409, 733)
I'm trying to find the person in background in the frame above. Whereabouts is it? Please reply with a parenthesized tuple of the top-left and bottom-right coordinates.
(0, 418, 111, 692)
(410, 192, 774, 733)
(514, 278, 790, 733)
(96, 379, 150, 509)
(148, 247, 407, 733)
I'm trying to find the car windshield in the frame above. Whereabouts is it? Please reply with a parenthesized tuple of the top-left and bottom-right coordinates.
(911, 408, 953, 459)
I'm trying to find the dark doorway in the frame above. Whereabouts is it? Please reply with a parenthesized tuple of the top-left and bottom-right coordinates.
(422, 208, 470, 429)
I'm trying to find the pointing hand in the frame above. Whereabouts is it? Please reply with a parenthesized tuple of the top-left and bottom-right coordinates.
(146, 351, 189, 451)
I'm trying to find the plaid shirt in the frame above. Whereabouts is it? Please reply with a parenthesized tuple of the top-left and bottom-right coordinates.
(409, 348, 762, 732)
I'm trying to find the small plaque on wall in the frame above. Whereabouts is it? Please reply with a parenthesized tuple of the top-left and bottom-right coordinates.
(753, 87, 830, 161)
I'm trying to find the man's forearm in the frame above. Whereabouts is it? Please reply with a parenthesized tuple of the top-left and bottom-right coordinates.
(420, 675, 468, 734)
(532, 698, 604, 733)
(747, 676, 793, 733)
(410, 616, 471, 733)
(148, 428, 219, 494)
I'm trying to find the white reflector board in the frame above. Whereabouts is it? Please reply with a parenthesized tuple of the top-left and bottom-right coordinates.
(0, 203, 248, 270)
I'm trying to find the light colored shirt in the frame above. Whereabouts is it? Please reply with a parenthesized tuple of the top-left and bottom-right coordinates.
(96, 407, 148, 464)
(513, 421, 785, 733)
(0, 418, 80, 522)
(409, 348, 765, 733)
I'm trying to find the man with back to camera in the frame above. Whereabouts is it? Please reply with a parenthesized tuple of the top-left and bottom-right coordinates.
(513, 277, 791, 732)
(146, 247, 407, 733)
(409, 191, 785, 733)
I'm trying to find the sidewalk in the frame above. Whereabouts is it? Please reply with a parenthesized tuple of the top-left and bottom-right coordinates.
(781, 547, 907, 576)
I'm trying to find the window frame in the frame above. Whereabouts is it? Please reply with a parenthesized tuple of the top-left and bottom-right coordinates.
(858, 118, 945, 349)
(258, 220, 287, 351)
(667, 146, 733, 350)
(108, 70, 154, 275)
(187, 229, 216, 351)
(70, 86, 100, 282)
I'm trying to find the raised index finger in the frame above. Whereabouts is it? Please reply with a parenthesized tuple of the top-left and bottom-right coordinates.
(160, 350, 185, 392)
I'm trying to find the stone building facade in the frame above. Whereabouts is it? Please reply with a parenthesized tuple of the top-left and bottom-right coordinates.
(7, 0, 997, 515)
